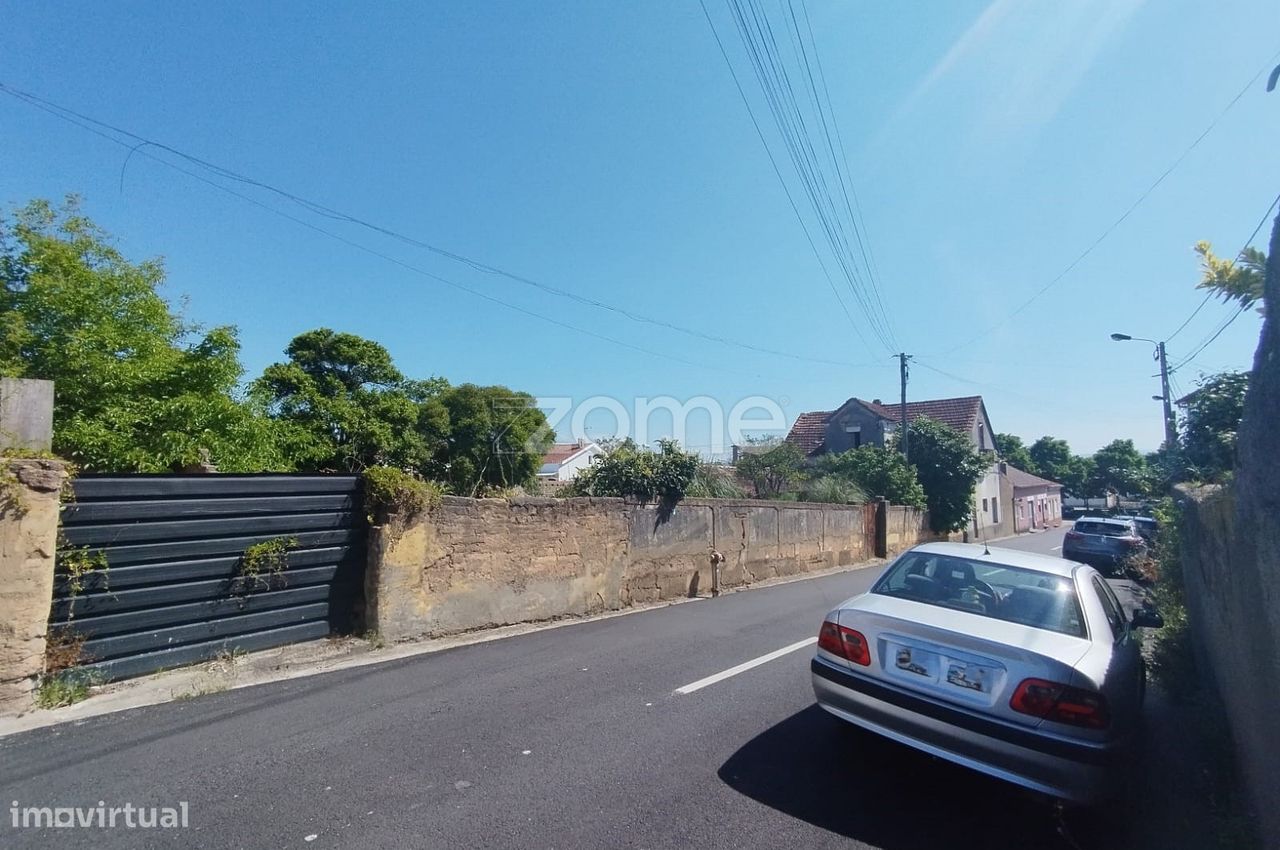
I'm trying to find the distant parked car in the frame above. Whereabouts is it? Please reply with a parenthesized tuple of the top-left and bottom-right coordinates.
(1113, 515, 1158, 544)
(811, 542, 1162, 804)
(1063, 517, 1146, 574)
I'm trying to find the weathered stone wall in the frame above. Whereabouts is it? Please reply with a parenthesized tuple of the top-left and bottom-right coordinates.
(366, 496, 924, 642)
(0, 459, 67, 714)
(1177, 213, 1280, 848)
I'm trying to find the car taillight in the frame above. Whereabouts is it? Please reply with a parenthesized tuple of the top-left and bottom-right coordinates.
(1122, 536, 1143, 548)
(817, 619, 870, 666)
(1009, 678, 1110, 729)
(1065, 531, 1081, 541)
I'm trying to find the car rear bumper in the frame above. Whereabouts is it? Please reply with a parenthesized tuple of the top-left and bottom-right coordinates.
(811, 657, 1122, 804)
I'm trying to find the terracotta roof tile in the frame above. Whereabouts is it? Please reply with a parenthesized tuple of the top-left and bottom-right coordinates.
(1004, 465, 1062, 490)
(859, 395, 983, 434)
(541, 444, 588, 465)
(784, 410, 832, 455)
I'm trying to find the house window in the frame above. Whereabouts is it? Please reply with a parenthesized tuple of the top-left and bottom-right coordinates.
(977, 422, 985, 449)
(982, 498, 988, 512)
(992, 501, 1000, 523)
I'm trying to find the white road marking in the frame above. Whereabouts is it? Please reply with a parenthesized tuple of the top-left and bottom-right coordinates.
(674, 637, 818, 695)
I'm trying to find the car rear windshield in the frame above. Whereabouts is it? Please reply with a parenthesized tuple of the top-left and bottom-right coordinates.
(872, 552, 1087, 637)
(1074, 521, 1131, 536)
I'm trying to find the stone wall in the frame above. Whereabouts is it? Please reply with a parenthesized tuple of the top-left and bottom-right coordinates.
(366, 496, 927, 642)
(0, 459, 67, 714)
(1176, 213, 1280, 848)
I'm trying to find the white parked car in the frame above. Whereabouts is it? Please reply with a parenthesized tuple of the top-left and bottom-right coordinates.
(811, 542, 1161, 804)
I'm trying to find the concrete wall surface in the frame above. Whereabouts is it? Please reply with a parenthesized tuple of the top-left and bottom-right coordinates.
(0, 459, 67, 714)
(1176, 215, 1280, 848)
(366, 496, 932, 642)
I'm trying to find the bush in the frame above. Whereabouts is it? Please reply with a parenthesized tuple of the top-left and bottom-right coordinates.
(798, 475, 867, 505)
(735, 441, 806, 498)
(363, 466, 443, 521)
(684, 464, 746, 499)
(568, 439, 699, 504)
(816, 445, 925, 507)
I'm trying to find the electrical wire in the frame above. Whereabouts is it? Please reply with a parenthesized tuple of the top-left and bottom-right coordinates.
(929, 48, 1280, 356)
(0, 80, 883, 371)
(702, 0, 897, 353)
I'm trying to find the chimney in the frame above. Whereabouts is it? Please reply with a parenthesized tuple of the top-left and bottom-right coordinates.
(872, 398, 882, 405)
(577, 437, 587, 448)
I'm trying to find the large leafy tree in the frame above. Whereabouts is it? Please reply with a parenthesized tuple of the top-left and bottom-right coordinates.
(435, 383, 552, 495)
(1028, 436, 1072, 482)
(908, 417, 989, 533)
(994, 433, 1035, 474)
(1089, 439, 1149, 497)
(817, 445, 925, 507)
(253, 329, 448, 473)
(1181, 371, 1248, 481)
(0, 197, 282, 471)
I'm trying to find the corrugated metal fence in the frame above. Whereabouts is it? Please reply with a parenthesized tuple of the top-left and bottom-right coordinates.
(51, 474, 366, 681)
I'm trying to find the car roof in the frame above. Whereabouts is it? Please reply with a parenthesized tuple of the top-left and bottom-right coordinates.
(908, 541, 1080, 578)
(1075, 515, 1132, 525)
(1113, 515, 1155, 522)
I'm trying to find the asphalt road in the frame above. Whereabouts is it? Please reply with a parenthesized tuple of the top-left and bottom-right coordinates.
(0, 539, 1201, 850)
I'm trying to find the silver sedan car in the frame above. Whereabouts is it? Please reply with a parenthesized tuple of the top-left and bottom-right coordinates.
(811, 542, 1162, 804)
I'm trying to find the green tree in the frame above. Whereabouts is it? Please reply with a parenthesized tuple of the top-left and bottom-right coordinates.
(1181, 371, 1248, 481)
(568, 438, 700, 504)
(816, 445, 925, 507)
(908, 417, 989, 533)
(1089, 439, 1149, 496)
(1060, 455, 1098, 501)
(994, 433, 1035, 473)
(736, 441, 806, 498)
(1028, 436, 1072, 482)
(253, 329, 448, 473)
(0, 197, 283, 471)
(436, 383, 551, 495)
(1195, 241, 1266, 312)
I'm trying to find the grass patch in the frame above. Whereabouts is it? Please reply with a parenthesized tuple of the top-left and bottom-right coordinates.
(34, 669, 102, 709)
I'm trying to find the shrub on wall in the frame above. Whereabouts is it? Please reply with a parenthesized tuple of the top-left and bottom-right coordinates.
(907, 417, 989, 533)
(565, 439, 699, 504)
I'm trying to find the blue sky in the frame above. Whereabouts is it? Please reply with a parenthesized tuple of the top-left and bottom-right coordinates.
(3, 0, 1278, 455)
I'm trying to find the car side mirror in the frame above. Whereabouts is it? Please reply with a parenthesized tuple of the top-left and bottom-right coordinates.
(1130, 608, 1163, 629)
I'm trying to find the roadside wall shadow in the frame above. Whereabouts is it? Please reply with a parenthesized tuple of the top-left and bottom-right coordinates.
(718, 704, 1113, 850)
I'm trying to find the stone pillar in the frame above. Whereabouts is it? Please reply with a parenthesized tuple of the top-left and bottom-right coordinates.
(0, 458, 67, 715)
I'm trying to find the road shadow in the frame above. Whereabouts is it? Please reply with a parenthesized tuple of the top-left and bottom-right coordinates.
(718, 704, 1140, 849)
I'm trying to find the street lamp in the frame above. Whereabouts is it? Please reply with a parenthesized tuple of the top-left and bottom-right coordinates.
(1111, 332, 1176, 449)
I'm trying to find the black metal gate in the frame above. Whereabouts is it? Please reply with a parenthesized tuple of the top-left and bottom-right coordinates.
(51, 474, 366, 681)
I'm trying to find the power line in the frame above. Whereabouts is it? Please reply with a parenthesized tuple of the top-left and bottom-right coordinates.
(930, 48, 1280, 356)
(701, 0, 897, 353)
(0, 81, 882, 372)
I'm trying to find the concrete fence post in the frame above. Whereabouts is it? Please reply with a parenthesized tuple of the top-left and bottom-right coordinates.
(0, 458, 68, 715)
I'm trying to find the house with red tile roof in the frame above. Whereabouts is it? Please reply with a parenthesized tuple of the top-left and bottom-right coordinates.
(538, 439, 604, 482)
(785, 395, 1013, 540)
(785, 395, 996, 457)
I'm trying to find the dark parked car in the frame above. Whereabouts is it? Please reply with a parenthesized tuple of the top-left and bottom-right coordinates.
(1063, 517, 1146, 574)
(1113, 515, 1158, 543)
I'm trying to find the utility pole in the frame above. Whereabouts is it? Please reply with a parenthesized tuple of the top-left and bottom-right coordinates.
(1110, 333, 1178, 451)
(1157, 341, 1177, 450)
(898, 353, 911, 462)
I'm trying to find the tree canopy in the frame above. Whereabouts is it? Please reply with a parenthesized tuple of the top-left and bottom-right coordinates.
(994, 433, 1035, 473)
(0, 197, 283, 471)
(908, 417, 989, 533)
(735, 441, 807, 499)
(1181, 371, 1248, 481)
(1088, 439, 1149, 497)
(568, 438, 700, 504)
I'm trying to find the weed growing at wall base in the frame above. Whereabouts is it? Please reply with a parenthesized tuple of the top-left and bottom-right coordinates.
(33, 668, 102, 709)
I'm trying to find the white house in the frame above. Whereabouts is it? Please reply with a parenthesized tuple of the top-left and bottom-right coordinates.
(538, 440, 604, 482)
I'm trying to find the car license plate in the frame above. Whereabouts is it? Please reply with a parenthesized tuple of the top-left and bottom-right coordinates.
(946, 662, 989, 693)
(895, 647, 930, 677)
